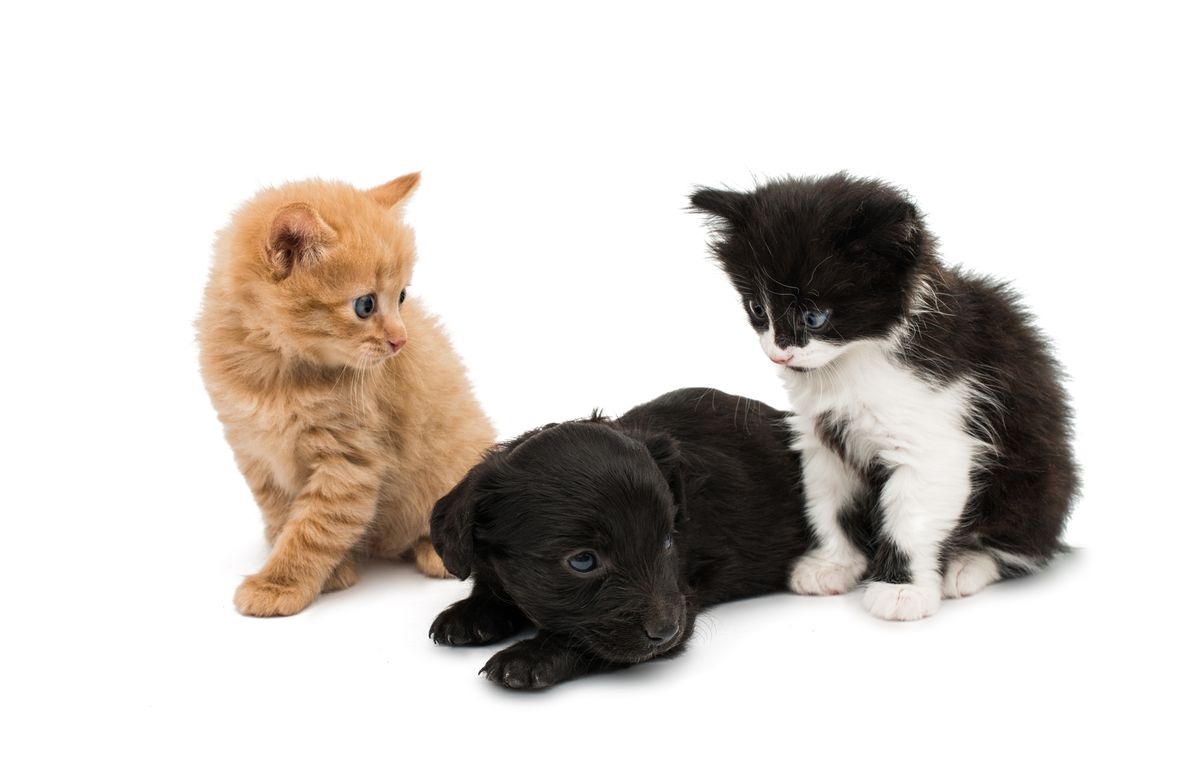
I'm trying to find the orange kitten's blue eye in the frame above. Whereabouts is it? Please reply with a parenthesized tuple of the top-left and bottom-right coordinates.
(398, 288, 407, 306)
(803, 309, 830, 330)
(566, 551, 598, 573)
(354, 294, 376, 318)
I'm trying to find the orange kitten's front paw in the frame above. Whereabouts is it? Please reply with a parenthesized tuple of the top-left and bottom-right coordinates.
(234, 574, 317, 617)
(413, 537, 451, 579)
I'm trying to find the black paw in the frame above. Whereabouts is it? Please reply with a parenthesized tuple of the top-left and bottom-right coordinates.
(480, 642, 572, 690)
(429, 598, 523, 646)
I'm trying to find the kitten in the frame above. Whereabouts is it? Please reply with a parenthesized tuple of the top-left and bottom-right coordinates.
(691, 173, 1078, 621)
(198, 173, 496, 617)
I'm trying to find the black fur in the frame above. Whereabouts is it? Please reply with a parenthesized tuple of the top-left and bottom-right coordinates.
(429, 388, 813, 689)
(691, 173, 1079, 590)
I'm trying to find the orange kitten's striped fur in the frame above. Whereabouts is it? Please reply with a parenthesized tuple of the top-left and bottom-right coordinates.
(198, 173, 495, 617)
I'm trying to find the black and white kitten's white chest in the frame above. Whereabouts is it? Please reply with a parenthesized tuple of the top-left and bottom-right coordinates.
(778, 337, 996, 620)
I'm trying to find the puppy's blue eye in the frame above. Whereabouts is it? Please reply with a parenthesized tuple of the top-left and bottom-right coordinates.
(803, 309, 830, 330)
(398, 288, 407, 306)
(566, 552, 598, 573)
(354, 294, 376, 318)
(664, 534, 673, 550)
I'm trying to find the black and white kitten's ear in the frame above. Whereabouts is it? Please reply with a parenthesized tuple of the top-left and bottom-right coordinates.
(369, 171, 421, 210)
(641, 432, 687, 518)
(842, 196, 924, 265)
(266, 202, 337, 280)
(689, 187, 751, 228)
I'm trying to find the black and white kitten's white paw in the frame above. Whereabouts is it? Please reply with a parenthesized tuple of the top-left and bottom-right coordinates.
(863, 581, 941, 621)
(942, 551, 1001, 599)
(789, 552, 868, 595)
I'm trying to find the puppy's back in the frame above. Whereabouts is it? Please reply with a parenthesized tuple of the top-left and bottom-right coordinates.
(617, 388, 812, 604)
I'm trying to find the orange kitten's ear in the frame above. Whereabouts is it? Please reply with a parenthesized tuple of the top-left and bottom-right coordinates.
(368, 172, 421, 210)
(266, 202, 337, 280)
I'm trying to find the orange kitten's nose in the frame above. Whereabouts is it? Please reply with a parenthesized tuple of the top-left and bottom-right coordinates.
(389, 337, 407, 352)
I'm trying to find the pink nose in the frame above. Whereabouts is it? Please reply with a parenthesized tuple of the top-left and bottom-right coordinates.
(769, 353, 792, 365)
(389, 338, 407, 352)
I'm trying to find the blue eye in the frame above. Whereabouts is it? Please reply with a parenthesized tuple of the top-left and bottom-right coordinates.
(803, 309, 830, 330)
(747, 299, 767, 320)
(664, 534, 673, 550)
(353, 294, 376, 318)
(566, 552, 598, 573)
(398, 288, 407, 306)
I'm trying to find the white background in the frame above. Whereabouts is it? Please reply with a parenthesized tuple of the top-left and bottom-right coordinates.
(2, 2, 1196, 766)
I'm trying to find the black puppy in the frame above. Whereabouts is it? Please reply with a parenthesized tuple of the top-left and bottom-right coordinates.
(429, 388, 813, 689)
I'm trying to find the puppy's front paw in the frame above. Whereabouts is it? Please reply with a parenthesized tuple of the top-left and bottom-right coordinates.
(789, 552, 867, 595)
(430, 597, 523, 646)
(481, 642, 571, 690)
(234, 574, 316, 617)
(862, 581, 940, 621)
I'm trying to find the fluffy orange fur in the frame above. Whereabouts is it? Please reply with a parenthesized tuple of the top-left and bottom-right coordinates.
(198, 173, 495, 617)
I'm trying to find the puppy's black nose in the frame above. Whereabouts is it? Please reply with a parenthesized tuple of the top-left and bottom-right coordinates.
(644, 621, 680, 646)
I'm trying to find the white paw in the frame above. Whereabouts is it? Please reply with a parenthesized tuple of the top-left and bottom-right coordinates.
(789, 553, 867, 595)
(942, 551, 1000, 599)
(862, 582, 941, 621)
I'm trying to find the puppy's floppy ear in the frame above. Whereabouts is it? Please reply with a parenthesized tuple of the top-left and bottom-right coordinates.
(430, 461, 488, 580)
(641, 433, 686, 516)
(689, 187, 751, 228)
(430, 426, 552, 579)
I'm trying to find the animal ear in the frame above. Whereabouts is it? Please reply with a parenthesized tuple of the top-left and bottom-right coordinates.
(689, 187, 751, 227)
(843, 199, 923, 265)
(641, 433, 686, 514)
(265, 202, 337, 280)
(430, 459, 488, 580)
(368, 172, 421, 210)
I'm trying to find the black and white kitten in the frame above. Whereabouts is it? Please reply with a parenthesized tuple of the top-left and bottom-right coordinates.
(691, 173, 1078, 621)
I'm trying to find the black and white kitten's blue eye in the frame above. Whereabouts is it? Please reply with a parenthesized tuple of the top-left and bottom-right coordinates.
(353, 294, 377, 318)
(566, 551, 599, 573)
(803, 309, 830, 330)
(664, 533, 673, 550)
(398, 288, 407, 306)
(747, 298, 767, 320)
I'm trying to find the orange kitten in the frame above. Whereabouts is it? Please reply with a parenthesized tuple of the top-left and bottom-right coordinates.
(198, 173, 495, 617)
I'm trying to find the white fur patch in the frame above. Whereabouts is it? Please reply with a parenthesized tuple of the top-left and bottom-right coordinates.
(789, 554, 867, 595)
(863, 581, 941, 621)
(942, 550, 1001, 598)
(781, 335, 992, 621)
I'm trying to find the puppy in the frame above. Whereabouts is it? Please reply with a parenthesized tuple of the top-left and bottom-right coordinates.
(429, 388, 813, 689)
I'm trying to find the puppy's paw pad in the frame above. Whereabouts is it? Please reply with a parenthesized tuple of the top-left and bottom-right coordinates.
(430, 600, 520, 646)
(789, 554, 866, 595)
(234, 575, 315, 617)
(942, 552, 1000, 599)
(862, 581, 940, 621)
(481, 647, 564, 690)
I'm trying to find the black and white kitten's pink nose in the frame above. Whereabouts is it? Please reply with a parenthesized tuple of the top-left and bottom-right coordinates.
(769, 352, 793, 365)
